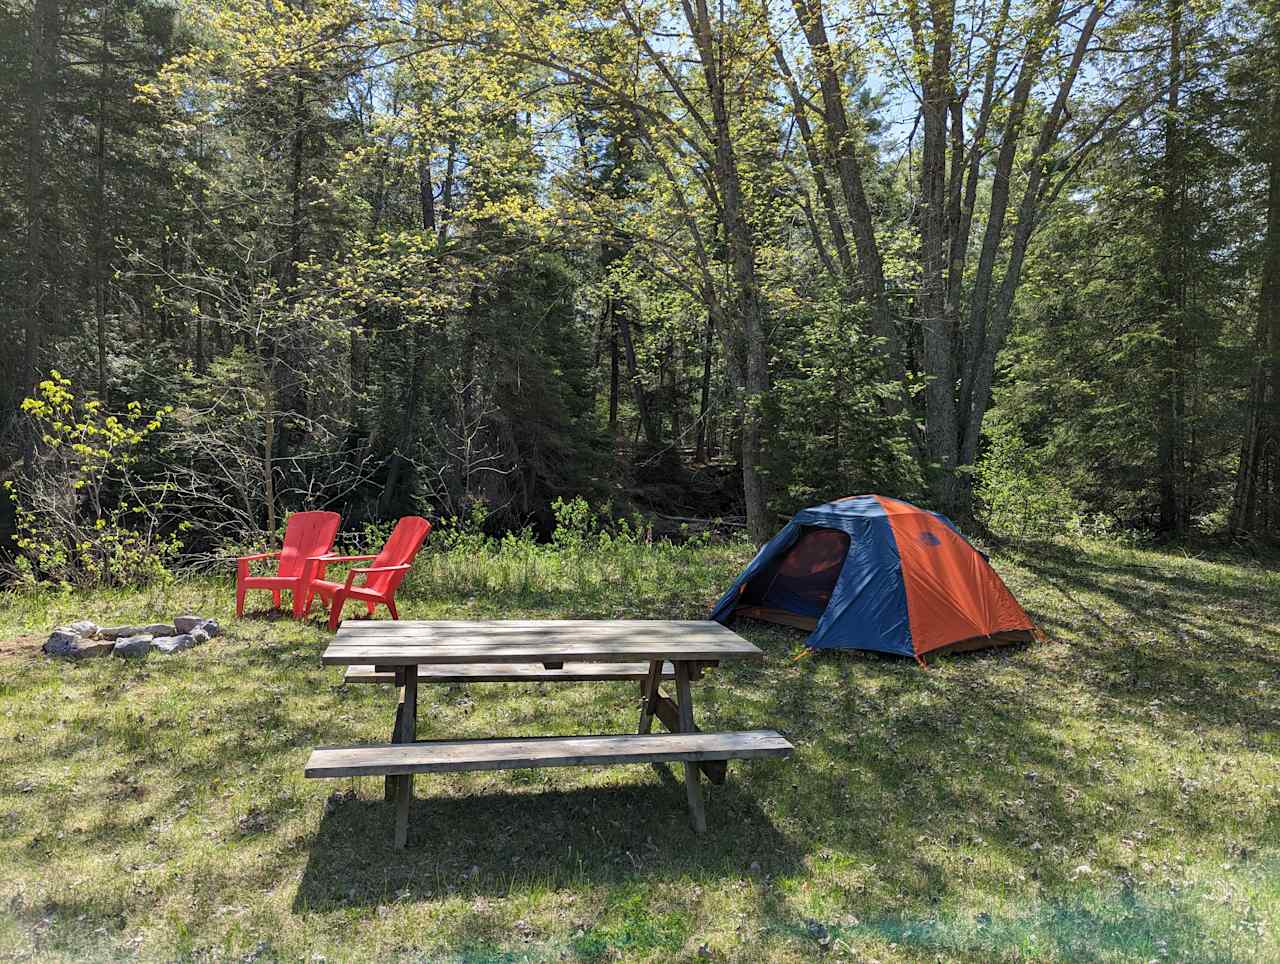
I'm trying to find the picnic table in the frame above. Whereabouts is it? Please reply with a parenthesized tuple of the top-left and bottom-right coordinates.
(305, 619, 793, 848)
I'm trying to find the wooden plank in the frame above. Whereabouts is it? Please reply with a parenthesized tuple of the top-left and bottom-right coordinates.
(675, 662, 707, 833)
(637, 661, 662, 734)
(304, 730, 794, 778)
(650, 695, 727, 785)
(338, 619, 741, 639)
(324, 638, 760, 667)
(344, 662, 678, 684)
(323, 620, 761, 667)
(393, 669, 418, 849)
(385, 670, 406, 802)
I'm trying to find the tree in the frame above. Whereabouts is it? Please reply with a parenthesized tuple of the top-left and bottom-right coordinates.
(1230, 0, 1280, 535)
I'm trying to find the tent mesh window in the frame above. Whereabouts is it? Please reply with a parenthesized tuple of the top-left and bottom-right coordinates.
(738, 526, 850, 629)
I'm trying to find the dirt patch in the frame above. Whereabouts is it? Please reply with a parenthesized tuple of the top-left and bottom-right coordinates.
(0, 635, 43, 660)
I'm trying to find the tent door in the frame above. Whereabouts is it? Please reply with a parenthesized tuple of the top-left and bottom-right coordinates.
(739, 526, 850, 624)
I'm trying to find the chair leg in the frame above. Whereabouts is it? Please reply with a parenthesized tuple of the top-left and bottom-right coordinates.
(291, 588, 307, 619)
(236, 582, 247, 617)
(366, 602, 376, 616)
(272, 590, 282, 610)
(328, 591, 348, 632)
(387, 598, 399, 620)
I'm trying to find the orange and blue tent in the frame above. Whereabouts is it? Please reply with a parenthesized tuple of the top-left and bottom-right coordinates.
(710, 495, 1034, 665)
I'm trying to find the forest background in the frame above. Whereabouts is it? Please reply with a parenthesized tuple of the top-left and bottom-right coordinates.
(3, 0, 1279, 584)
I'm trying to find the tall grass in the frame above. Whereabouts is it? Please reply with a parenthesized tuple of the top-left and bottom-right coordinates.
(400, 499, 754, 619)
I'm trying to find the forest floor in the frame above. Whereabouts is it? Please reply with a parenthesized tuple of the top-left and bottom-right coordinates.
(0, 535, 1276, 962)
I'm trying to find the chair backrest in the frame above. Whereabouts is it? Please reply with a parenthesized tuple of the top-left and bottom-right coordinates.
(277, 511, 341, 579)
(365, 516, 432, 594)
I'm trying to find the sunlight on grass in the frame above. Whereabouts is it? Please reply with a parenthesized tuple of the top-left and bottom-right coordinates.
(0, 536, 1277, 961)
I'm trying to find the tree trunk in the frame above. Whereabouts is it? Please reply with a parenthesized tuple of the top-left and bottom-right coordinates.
(1156, 0, 1187, 535)
(263, 393, 277, 542)
(695, 313, 713, 461)
(909, 0, 961, 512)
(615, 295, 662, 449)
(793, 0, 905, 395)
(93, 0, 110, 400)
(685, 0, 770, 544)
(669, 336, 683, 445)
(1231, 27, 1280, 536)
(608, 313, 620, 432)
(22, 0, 60, 405)
(954, 3, 1103, 513)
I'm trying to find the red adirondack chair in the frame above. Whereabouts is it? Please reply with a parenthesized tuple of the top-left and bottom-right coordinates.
(305, 516, 432, 630)
(235, 511, 341, 619)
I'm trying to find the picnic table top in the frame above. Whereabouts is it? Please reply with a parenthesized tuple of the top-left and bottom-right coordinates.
(321, 619, 763, 666)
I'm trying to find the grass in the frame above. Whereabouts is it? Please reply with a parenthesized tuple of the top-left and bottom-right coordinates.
(0, 533, 1277, 962)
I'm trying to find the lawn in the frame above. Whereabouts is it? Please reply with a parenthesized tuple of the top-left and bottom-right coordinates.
(0, 534, 1277, 962)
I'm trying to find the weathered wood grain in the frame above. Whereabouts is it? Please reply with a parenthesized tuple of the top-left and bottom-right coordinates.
(344, 661, 678, 685)
(675, 661, 707, 833)
(650, 693, 728, 785)
(393, 669, 418, 849)
(323, 620, 761, 666)
(304, 730, 794, 778)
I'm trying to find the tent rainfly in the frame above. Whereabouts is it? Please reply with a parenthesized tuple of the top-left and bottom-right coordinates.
(709, 495, 1035, 665)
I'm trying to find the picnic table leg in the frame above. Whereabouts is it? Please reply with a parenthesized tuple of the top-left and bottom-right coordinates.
(393, 667, 418, 849)
(638, 660, 663, 735)
(674, 660, 707, 834)
(385, 668, 407, 802)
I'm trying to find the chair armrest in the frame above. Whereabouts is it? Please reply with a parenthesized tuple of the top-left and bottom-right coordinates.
(237, 551, 280, 578)
(238, 551, 281, 563)
(308, 554, 377, 564)
(343, 564, 411, 590)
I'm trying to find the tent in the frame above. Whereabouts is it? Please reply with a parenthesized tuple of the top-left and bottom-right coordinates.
(709, 495, 1034, 664)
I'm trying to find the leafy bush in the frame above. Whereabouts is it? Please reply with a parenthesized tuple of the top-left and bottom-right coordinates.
(3, 373, 179, 588)
(974, 422, 1087, 541)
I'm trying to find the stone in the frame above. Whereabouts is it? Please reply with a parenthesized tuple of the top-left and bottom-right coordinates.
(43, 630, 114, 660)
(198, 619, 222, 638)
(44, 628, 81, 656)
(112, 635, 153, 658)
(98, 625, 143, 641)
(153, 634, 195, 655)
(140, 624, 176, 637)
(74, 639, 115, 659)
(190, 628, 210, 644)
(68, 619, 98, 638)
(173, 615, 203, 634)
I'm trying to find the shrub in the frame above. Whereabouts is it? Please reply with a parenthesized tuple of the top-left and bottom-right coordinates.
(974, 423, 1085, 541)
(3, 372, 179, 588)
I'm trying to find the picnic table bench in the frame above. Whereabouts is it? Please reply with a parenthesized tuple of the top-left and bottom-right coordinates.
(306, 619, 793, 848)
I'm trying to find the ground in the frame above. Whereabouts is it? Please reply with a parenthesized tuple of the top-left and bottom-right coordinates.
(0, 535, 1276, 962)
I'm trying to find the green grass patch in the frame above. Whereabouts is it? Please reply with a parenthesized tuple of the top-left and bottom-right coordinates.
(0, 536, 1277, 961)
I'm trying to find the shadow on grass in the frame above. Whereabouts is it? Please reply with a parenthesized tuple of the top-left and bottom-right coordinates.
(1007, 541, 1280, 733)
(293, 777, 801, 910)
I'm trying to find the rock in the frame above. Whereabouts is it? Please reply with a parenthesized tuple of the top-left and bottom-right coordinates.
(112, 635, 153, 658)
(98, 625, 143, 641)
(140, 624, 176, 637)
(174, 615, 203, 634)
(176, 616, 221, 638)
(190, 628, 210, 644)
(73, 639, 115, 659)
(153, 634, 195, 655)
(44, 628, 81, 656)
(68, 619, 99, 638)
(43, 630, 113, 659)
